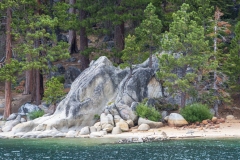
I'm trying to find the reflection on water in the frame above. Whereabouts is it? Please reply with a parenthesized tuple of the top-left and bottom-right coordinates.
(0, 138, 240, 160)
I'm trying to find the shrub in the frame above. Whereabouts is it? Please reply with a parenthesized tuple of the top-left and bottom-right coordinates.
(136, 103, 161, 122)
(55, 75, 65, 84)
(28, 110, 45, 120)
(180, 103, 213, 123)
(94, 114, 100, 120)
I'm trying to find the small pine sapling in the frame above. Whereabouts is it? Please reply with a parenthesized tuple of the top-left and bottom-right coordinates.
(43, 77, 65, 113)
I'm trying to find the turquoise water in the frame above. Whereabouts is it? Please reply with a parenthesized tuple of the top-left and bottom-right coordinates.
(0, 138, 240, 160)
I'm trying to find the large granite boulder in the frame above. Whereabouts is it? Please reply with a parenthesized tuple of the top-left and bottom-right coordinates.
(138, 117, 163, 128)
(18, 103, 41, 116)
(167, 113, 188, 127)
(11, 56, 163, 133)
(116, 119, 129, 132)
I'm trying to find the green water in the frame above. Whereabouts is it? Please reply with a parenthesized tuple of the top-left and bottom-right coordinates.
(0, 138, 240, 160)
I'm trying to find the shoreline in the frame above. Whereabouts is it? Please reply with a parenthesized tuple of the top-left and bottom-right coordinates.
(0, 119, 240, 141)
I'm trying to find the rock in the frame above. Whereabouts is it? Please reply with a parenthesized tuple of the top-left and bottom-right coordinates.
(126, 119, 134, 128)
(226, 115, 235, 120)
(167, 113, 188, 127)
(33, 124, 47, 131)
(100, 113, 114, 126)
(138, 124, 150, 131)
(202, 120, 208, 125)
(130, 102, 139, 111)
(100, 130, 107, 135)
(94, 122, 102, 131)
(66, 57, 76, 62)
(212, 117, 217, 123)
(102, 124, 114, 133)
(57, 34, 68, 43)
(11, 56, 163, 133)
(64, 66, 81, 85)
(12, 121, 36, 133)
(6, 113, 18, 121)
(18, 103, 41, 116)
(2, 119, 21, 132)
(90, 132, 103, 137)
(116, 119, 129, 132)
(20, 118, 26, 123)
(113, 115, 122, 124)
(161, 111, 168, 121)
(164, 116, 169, 121)
(55, 64, 65, 74)
(138, 117, 163, 128)
(80, 126, 90, 135)
(89, 126, 96, 133)
(107, 41, 114, 50)
(112, 126, 122, 134)
(66, 130, 78, 138)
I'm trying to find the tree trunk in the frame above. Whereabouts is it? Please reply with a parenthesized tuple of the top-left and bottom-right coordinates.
(36, 69, 41, 105)
(4, 7, 12, 119)
(114, 22, 125, 52)
(23, 70, 32, 95)
(68, 0, 78, 54)
(180, 92, 186, 108)
(79, 9, 89, 70)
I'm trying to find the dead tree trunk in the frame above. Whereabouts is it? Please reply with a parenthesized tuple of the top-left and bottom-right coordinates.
(4, 7, 12, 119)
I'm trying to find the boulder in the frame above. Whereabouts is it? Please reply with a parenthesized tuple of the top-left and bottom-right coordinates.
(64, 66, 81, 84)
(116, 119, 129, 132)
(112, 126, 122, 134)
(138, 117, 163, 128)
(66, 130, 78, 138)
(212, 117, 217, 123)
(113, 115, 122, 124)
(226, 115, 235, 120)
(138, 124, 150, 131)
(90, 132, 103, 137)
(126, 119, 134, 128)
(202, 120, 208, 125)
(2, 120, 20, 132)
(12, 121, 36, 133)
(80, 126, 90, 135)
(6, 113, 18, 121)
(89, 126, 96, 133)
(18, 103, 41, 116)
(161, 111, 168, 121)
(11, 56, 163, 133)
(100, 113, 114, 126)
(102, 124, 114, 133)
(167, 113, 188, 127)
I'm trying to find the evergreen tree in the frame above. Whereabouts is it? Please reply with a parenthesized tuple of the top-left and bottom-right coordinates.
(157, 3, 209, 108)
(120, 35, 141, 77)
(135, 3, 162, 68)
(224, 21, 240, 91)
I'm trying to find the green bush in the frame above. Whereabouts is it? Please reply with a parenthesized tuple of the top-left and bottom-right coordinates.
(180, 103, 213, 123)
(94, 114, 100, 120)
(55, 75, 65, 84)
(136, 103, 161, 122)
(28, 110, 45, 120)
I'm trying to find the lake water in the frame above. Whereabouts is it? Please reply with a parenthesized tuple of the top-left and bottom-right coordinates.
(0, 138, 240, 160)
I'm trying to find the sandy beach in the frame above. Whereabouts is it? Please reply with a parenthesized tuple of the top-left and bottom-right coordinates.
(103, 119, 240, 140)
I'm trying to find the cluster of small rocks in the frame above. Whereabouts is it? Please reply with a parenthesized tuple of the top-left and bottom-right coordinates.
(118, 132, 169, 144)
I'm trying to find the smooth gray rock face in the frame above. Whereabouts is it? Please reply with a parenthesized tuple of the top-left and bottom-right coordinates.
(18, 103, 41, 116)
(100, 113, 114, 126)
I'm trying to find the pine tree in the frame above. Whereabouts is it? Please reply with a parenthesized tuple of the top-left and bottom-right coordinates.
(135, 3, 162, 68)
(224, 21, 240, 91)
(120, 35, 141, 77)
(157, 3, 210, 108)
